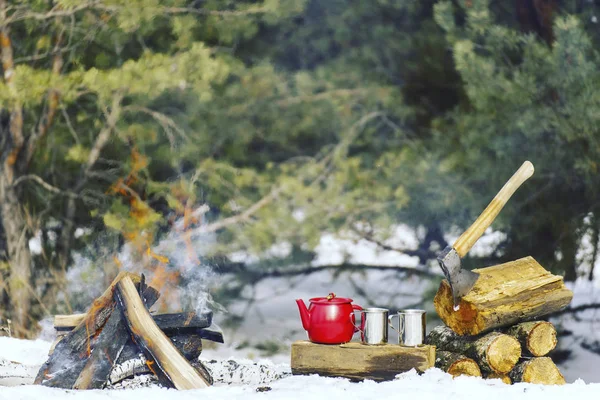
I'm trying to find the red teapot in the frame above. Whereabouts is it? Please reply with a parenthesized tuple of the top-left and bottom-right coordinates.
(296, 293, 363, 344)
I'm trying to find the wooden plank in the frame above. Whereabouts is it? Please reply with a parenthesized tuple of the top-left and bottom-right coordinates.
(35, 272, 140, 387)
(434, 257, 573, 335)
(291, 341, 435, 381)
(114, 275, 210, 389)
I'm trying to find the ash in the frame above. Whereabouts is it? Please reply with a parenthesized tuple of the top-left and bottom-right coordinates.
(107, 358, 291, 389)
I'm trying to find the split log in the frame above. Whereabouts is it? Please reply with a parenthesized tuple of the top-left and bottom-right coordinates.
(504, 321, 557, 357)
(435, 351, 481, 377)
(485, 373, 511, 384)
(426, 325, 521, 374)
(114, 275, 210, 389)
(434, 257, 573, 335)
(509, 357, 565, 385)
(35, 272, 141, 387)
(54, 311, 213, 333)
(72, 283, 160, 390)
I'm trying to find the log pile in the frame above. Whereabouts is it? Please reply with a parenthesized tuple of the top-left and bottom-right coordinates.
(35, 272, 223, 390)
(428, 257, 570, 385)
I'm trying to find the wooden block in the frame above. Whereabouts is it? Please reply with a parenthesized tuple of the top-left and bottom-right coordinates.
(291, 341, 435, 381)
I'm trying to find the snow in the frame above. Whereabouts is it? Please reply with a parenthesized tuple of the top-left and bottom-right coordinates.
(0, 347, 600, 400)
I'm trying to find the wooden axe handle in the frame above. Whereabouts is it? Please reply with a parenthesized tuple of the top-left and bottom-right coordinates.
(453, 161, 534, 258)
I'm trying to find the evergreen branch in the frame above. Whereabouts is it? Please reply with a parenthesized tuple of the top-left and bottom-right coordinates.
(5, 2, 103, 24)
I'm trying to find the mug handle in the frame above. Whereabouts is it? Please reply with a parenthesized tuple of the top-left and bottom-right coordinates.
(350, 304, 363, 333)
(388, 314, 401, 334)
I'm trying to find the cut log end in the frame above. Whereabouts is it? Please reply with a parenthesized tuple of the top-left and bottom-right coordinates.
(435, 351, 481, 378)
(510, 357, 565, 385)
(485, 373, 511, 384)
(487, 335, 521, 374)
(528, 323, 557, 357)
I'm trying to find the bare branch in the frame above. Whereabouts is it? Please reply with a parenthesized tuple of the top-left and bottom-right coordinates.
(215, 261, 441, 281)
(123, 105, 189, 146)
(24, 27, 65, 167)
(186, 188, 280, 235)
(5, 2, 104, 24)
(11, 174, 77, 198)
(85, 93, 123, 176)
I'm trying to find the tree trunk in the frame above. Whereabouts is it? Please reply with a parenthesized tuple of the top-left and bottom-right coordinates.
(0, 175, 32, 337)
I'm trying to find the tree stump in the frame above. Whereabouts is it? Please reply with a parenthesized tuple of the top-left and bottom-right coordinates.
(509, 357, 565, 385)
(426, 325, 521, 374)
(434, 257, 573, 335)
(435, 351, 481, 377)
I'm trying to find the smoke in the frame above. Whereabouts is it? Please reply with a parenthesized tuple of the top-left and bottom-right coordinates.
(65, 215, 225, 318)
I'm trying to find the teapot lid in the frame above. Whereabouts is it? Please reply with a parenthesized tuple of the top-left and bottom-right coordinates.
(309, 292, 353, 304)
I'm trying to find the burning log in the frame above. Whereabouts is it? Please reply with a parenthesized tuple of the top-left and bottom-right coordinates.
(35, 272, 142, 387)
(54, 311, 213, 333)
(509, 357, 565, 385)
(434, 351, 481, 377)
(72, 280, 160, 389)
(434, 257, 573, 336)
(426, 325, 521, 374)
(114, 275, 211, 389)
(504, 321, 557, 357)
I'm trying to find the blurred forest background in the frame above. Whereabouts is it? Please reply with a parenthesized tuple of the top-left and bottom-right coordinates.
(1, 0, 600, 344)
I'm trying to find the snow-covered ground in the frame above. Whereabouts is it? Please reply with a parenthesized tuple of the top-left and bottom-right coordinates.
(1, 335, 600, 400)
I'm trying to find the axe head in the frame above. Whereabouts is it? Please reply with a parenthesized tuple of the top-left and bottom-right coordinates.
(437, 246, 479, 308)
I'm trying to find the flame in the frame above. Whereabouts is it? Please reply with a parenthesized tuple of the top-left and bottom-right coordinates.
(105, 147, 207, 314)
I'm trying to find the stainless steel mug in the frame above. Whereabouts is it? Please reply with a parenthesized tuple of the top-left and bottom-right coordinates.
(352, 307, 389, 345)
(388, 309, 426, 346)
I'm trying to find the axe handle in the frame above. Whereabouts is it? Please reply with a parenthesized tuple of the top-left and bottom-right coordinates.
(453, 161, 534, 258)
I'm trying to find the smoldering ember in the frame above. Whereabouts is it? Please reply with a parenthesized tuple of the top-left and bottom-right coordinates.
(3, 1, 600, 399)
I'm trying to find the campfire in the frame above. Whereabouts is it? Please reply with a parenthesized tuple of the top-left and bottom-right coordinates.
(35, 272, 222, 390)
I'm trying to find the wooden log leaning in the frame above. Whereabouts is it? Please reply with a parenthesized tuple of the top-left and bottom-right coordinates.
(72, 284, 160, 390)
(114, 275, 210, 389)
(35, 272, 141, 387)
(291, 341, 435, 381)
(504, 321, 557, 357)
(434, 257, 573, 336)
(509, 357, 565, 385)
(435, 351, 481, 378)
(426, 325, 521, 374)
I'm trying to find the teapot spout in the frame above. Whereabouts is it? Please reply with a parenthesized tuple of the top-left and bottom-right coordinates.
(295, 299, 310, 331)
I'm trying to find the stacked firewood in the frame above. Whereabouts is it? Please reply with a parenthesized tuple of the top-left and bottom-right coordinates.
(426, 321, 564, 385)
(35, 272, 223, 390)
(428, 257, 573, 385)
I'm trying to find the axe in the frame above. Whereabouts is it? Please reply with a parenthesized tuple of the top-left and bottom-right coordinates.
(437, 161, 535, 307)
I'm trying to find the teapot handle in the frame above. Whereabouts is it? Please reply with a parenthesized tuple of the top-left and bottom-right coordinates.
(350, 304, 363, 333)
